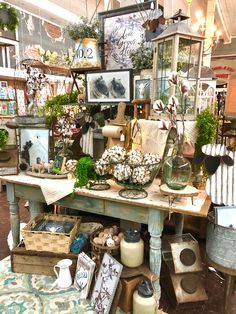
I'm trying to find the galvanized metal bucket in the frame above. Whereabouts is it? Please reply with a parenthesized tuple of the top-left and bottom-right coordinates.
(72, 38, 101, 69)
(206, 211, 236, 270)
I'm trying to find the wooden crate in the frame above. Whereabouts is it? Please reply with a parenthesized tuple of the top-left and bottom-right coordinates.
(11, 245, 78, 276)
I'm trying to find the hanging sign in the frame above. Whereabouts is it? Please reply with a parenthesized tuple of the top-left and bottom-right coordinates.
(211, 65, 235, 79)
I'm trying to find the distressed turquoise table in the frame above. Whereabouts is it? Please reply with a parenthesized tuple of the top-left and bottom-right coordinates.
(1, 174, 210, 300)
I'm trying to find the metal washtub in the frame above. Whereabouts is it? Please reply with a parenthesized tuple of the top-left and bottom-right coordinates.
(206, 211, 236, 270)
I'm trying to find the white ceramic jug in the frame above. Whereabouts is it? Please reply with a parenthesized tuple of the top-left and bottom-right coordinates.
(53, 259, 72, 289)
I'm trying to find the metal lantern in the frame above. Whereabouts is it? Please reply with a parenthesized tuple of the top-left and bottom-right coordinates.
(151, 10, 204, 117)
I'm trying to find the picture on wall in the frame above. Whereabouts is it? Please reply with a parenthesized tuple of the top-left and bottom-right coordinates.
(86, 69, 132, 103)
(20, 128, 49, 166)
(134, 78, 151, 100)
(99, 2, 164, 70)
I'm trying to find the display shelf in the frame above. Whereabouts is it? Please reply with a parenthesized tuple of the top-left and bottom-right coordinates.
(0, 98, 16, 101)
(0, 76, 26, 117)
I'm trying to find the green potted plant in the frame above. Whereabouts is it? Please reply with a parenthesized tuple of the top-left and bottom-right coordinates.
(129, 41, 153, 74)
(39, 90, 79, 125)
(63, 16, 100, 41)
(193, 107, 219, 187)
(0, 129, 9, 150)
(63, 17, 101, 69)
(195, 107, 219, 156)
(74, 157, 97, 189)
(0, 3, 19, 31)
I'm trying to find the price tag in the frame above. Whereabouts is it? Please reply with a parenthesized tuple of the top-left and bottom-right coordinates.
(167, 147, 174, 157)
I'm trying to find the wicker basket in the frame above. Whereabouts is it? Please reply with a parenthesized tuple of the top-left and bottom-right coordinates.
(21, 213, 81, 254)
(90, 227, 120, 260)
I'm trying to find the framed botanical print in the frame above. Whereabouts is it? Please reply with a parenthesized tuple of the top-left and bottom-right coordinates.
(91, 253, 123, 314)
(99, 1, 163, 70)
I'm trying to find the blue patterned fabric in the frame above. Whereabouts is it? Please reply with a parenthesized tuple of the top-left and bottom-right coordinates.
(0, 256, 95, 314)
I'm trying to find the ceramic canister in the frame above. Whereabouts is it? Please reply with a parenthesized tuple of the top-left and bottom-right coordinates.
(120, 229, 144, 268)
(133, 280, 156, 314)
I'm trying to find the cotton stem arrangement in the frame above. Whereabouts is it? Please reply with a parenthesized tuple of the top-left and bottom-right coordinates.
(153, 71, 190, 144)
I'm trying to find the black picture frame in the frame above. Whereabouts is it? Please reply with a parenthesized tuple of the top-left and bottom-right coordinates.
(86, 69, 132, 103)
(98, 1, 163, 70)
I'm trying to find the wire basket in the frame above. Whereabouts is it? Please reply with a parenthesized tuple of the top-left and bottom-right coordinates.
(90, 227, 121, 262)
(87, 174, 112, 191)
(114, 162, 161, 199)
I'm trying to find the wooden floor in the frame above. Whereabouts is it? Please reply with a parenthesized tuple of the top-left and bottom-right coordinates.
(0, 186, 236, 313)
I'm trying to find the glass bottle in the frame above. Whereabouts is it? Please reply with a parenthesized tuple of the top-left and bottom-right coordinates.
(162, 135, 192, 190)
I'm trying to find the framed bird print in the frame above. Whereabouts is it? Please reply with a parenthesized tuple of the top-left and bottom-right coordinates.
(86, 69, 132, 103)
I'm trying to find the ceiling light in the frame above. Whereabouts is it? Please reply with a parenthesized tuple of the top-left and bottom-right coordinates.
(23, 0, 80, 23)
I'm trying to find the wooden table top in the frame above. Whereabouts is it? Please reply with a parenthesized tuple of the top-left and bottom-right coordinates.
(0, 174, 211, 218)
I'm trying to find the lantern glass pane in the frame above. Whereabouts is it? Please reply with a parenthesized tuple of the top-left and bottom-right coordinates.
(154, 39, 172, 101)
(178, 38, 201, 74)
(175, 79, 196, 115)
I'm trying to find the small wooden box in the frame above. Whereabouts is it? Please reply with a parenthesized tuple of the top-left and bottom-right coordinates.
(11, 245, 78, 276)
(118, 275, 146, 313)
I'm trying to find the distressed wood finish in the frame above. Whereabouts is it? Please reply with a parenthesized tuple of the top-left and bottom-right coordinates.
(105, 201, 148, 224)
(11, 246, 77, 276)
(148, 208, 168, 297)
(6, 182, 20, 248)
(57, 194, 104, 214)
(2, 174, 210, 304)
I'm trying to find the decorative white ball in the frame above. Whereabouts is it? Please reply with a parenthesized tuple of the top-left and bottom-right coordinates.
(132, 166, 151, 185)
(114, 163, 132, 181)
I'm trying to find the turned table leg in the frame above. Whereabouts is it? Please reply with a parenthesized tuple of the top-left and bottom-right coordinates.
(6, 182, 20, 248)
(28, 201, 44, 219)
(148, 208, 168, 298)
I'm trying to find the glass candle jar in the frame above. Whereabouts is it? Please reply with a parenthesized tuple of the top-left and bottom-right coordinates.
(133, 280, 156, 314)
(120, 229, 144, 268)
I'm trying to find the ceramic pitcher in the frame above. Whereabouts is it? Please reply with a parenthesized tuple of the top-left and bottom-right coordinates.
(53, 259, 72, 289)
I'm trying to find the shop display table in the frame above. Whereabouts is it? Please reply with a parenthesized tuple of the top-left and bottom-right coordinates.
(1, 174, 210, 301)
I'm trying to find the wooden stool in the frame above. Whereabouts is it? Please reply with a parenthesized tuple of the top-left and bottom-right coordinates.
(160, 184, 199, 235)
(160, 184, 199, 206)
(132, 99, 151, 120)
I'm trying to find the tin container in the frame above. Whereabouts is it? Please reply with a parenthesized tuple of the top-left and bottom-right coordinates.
(206, 210, 236, 270)
(72, 38, 101, 69)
